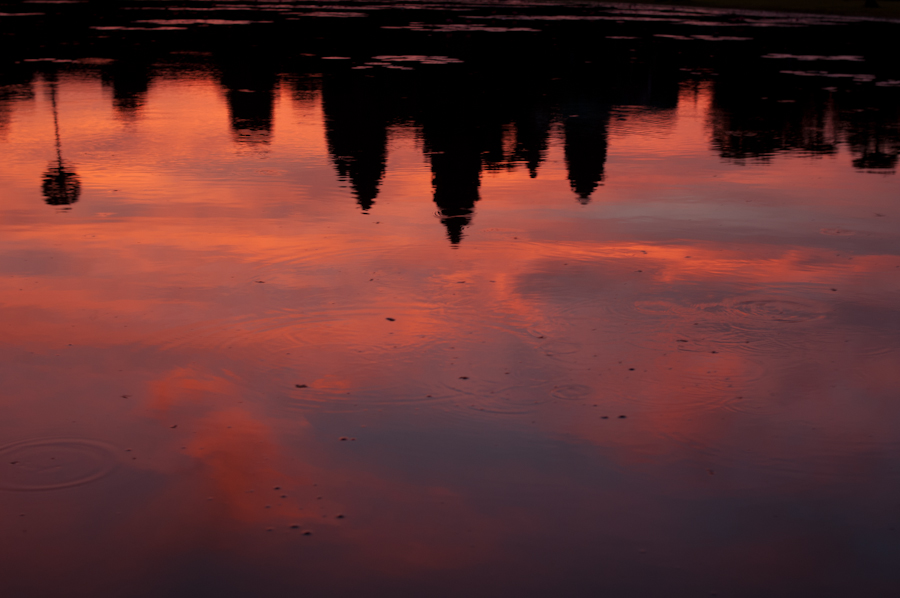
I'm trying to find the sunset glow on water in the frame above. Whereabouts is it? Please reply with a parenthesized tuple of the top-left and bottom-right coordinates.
(1, 2, 899, 596)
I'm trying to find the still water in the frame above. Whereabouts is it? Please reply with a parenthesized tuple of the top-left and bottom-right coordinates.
(1, 1, 899, 596)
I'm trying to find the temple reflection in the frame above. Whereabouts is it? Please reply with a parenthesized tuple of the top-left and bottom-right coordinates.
(0, 3, 893, 235)
(843, 102, 900, 172)
(102, 59, 152, 120)
(562, 100, 610, 204)
(323, 72, 388, 212)
(219, 52, 277, 145)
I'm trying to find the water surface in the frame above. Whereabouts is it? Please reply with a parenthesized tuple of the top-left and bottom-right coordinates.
(1, 2, 899, 597)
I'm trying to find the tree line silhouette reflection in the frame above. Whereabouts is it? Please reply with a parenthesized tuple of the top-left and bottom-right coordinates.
(0, 1, 896, 242)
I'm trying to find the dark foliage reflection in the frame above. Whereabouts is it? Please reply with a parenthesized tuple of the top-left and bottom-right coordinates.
(0, 0, 897, 232)
(42, 79, 79, 208)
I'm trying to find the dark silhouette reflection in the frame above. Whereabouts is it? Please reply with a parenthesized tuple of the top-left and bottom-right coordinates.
(0, 75, 34, 141)
(418, 71, 505, 245)
(322, 73, 388, 212)
(101, 59, 151, 119)
(511, 104, 552, 179)
(708, 86, 838, 163)
(0, 0, 895, 237)
(42, 80, 80, 208)
(427, 136, 483, 245)
(842, 104, 900, 172)
(562, 102, 610, 204)
(219, 55, 277, 145)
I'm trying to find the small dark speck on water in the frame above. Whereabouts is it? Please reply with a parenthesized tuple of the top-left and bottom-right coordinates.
(336, 514, 345, 519)
(711, 351, 718, 354)
(170, 425, 177, 429)
(628, 368, 635, 371)
(618, 415, 627, 419)
(676, 339, 688, 343)
(339, 437, 348, 441)
(386, 317, 395, 321)
(601, 416, 608, 419)
(831, 288, 838, 291)
(459, 376, 469, 380)
(303, 531, 312, 536)
(274, 487, 281, 490)
(290, 525, 300, 529)
(255, 280, 265, 283)
(295, 384, 308, 388)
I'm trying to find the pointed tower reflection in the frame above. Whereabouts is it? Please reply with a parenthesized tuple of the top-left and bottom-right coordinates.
(512, 104, 552, 179)
(562, 101, 610, 204)
(422, 100, 485, 244)
(102, 59, 151, 119)
(322, 73, 388, 212)
(42, 79, 80, 208)
(219, 56, 277, 145)
(428, 142, 482, 245)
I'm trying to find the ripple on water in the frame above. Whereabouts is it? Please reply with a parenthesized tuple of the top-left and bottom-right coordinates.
(436, 375, 555, 417)
(615, 355, 767, 414)
(0, 439, 119, 491)
(550, 384, 593, 401)
(286, 379, 455, 412)
(665, 295, 835, 358)
(730, 299, 829, 323)
(632, 300, 693, 317)
(539, 339, 582, 362)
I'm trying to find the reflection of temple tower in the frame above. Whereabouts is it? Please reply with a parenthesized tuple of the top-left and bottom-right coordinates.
(42, 80, 80, 208)
(428, 141, 482, 245)
(219, 57, 276, 144)
(421, 94, 486, 245)
(322, 74, 388, 211)
(512, 105, 552, 178)
(562, 100, 610, 204)
(708, 74, 838, 164)
(102, 59, 151, 119)
(843, 104, 900, 171)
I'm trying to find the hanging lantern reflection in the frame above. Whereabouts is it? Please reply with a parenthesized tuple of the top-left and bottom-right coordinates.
(42, 80, 80, 208)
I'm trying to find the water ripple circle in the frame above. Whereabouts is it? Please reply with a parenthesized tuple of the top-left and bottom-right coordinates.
(0, 438, 119, 491)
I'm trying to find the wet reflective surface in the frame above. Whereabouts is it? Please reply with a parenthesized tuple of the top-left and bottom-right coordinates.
(1, 2, 899, 596)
